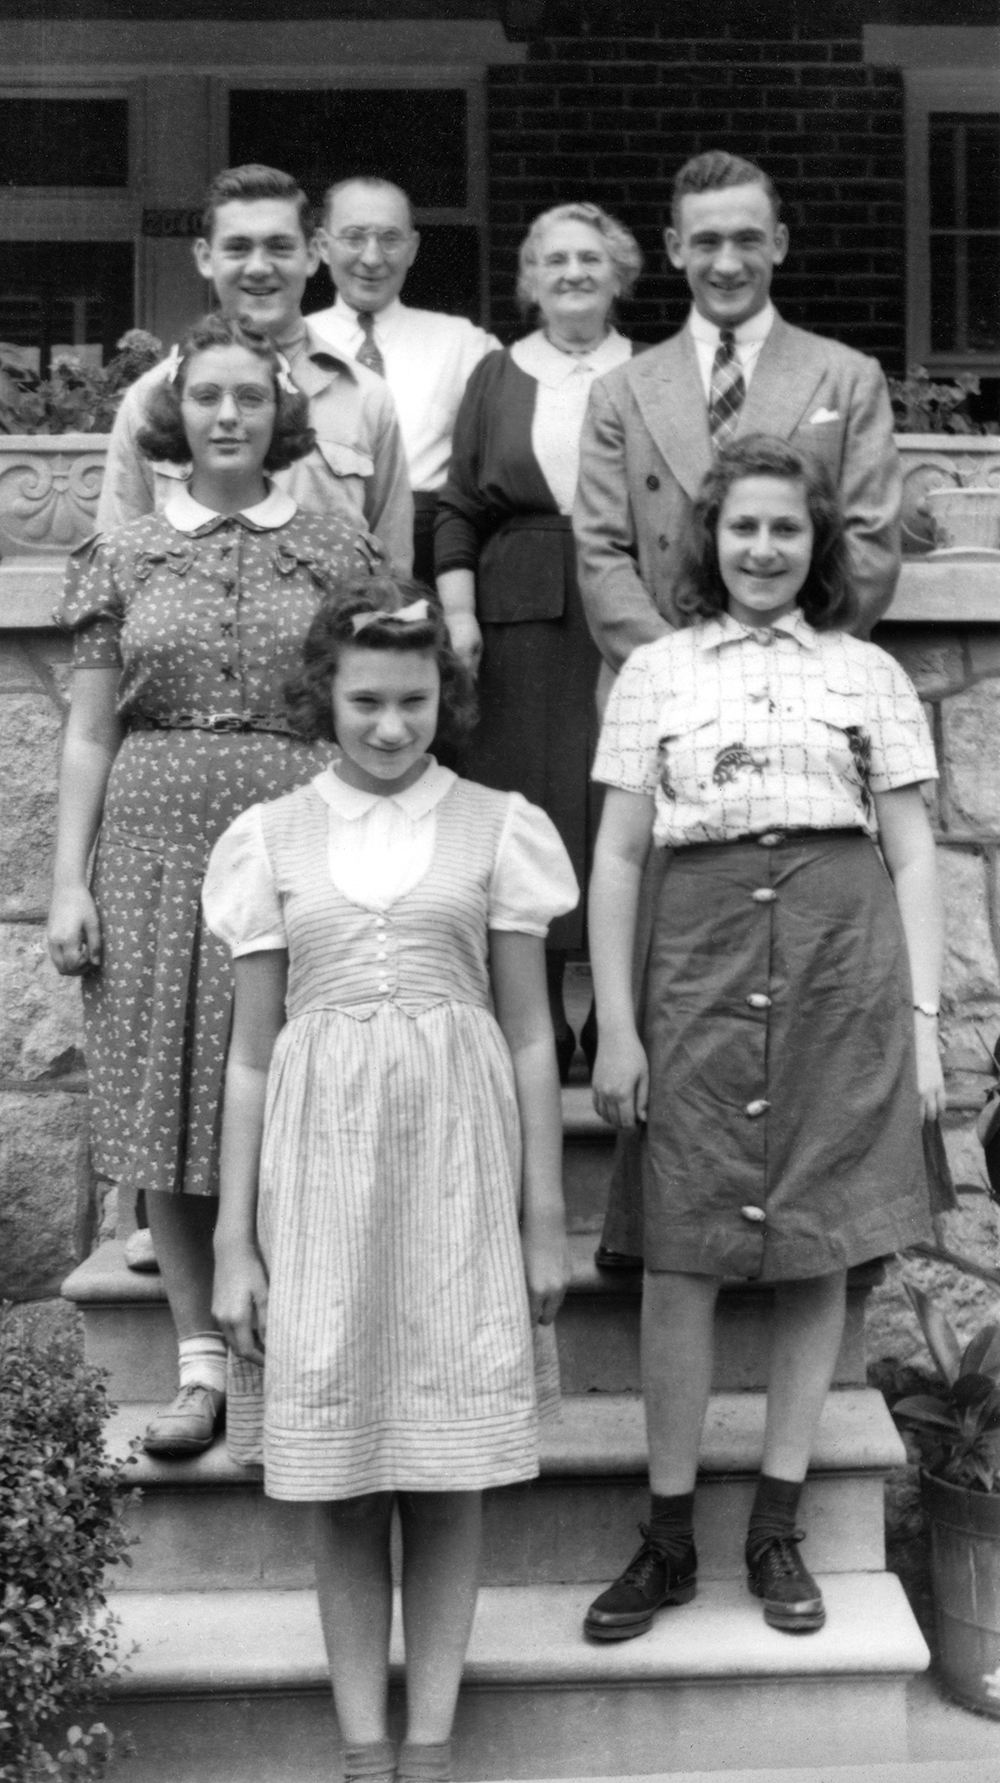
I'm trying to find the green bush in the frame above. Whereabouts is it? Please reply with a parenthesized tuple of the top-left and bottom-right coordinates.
(0, 1308, 137, 1781)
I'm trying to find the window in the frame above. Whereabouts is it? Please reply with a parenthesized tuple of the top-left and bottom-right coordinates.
(905, 70, 1000, 373)
(224, 81, 486, 321)
(0, 243, 134, 375)
(0, 98, 128, 188)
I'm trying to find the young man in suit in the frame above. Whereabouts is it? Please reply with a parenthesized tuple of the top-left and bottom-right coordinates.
(308, 176, 500, 583)
(574, 149, 901, 713)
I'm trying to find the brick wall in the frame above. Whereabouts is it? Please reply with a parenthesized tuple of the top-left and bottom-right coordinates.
(487, 0, 906, 367)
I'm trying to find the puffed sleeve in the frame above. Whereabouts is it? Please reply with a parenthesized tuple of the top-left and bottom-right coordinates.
(202, 806, 287, 957)
(591, 644, 664, 794)
(863, 646, 939, 790)
(488, 793, 579, 936)
(56, 534, 126, 669)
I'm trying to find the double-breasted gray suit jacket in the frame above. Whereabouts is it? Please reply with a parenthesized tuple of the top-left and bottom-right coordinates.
(573, 313, 901, 684)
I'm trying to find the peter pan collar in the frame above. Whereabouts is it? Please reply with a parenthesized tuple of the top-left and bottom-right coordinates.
(313, 757, 456, 820)
(511, 327, 630, 390)
(699, 608, 817, 651)
(164, 483, 298, 534)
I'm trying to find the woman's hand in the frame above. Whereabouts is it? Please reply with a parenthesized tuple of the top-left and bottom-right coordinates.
(212, 1243, 269, 1365)
(446, 609, 483, 676)
(47, 885, 103, 976)
(914, 1014, 947, 1123)
(592, 1028, 649, 1130)
(522, 1213, 571, 1326)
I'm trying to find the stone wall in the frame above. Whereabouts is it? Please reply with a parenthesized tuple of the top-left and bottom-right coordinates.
(2, 616, 999, 1364)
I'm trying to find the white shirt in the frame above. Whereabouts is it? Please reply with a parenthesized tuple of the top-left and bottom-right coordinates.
(511, 328, 633, 515)
(688, 301, 776, 404)
(593, 611, 937, 849)
(306, 295, 501, 492)
(162, 483, 297, 533)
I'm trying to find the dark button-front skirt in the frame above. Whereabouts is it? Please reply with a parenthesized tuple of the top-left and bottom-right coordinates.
(641, 830, 932, 1281)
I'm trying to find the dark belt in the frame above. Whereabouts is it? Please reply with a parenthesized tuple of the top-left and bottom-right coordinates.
(679, 826, 868, 855)
(129, 713, 299, 737)
(496, 511, 571, 534)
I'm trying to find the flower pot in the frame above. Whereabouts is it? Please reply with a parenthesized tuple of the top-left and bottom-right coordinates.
(895, 435, 1000, 555)
(921, 1468, 1000, 1716)
(923, 486, 1000, 555)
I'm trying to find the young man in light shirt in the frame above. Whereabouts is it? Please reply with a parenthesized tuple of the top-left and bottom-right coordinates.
(98, 163, 413, 575)
(308, 176, 500, 581)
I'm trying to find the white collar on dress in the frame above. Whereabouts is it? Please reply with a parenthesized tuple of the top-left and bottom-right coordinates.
(313, 757, 456, 820)
(510, 326, 630, 389)
(163, 482, 298, 533)
(334, 292, 404, 336)
(687, 300, 775, 350)
(698, 607, 818, 651)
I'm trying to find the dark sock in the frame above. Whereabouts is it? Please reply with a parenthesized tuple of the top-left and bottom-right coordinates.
(647, 1489, 696, 1560)
(746, 1473, 804, 1565)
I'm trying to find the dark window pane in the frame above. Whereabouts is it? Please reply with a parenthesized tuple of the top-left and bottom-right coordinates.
(0, 99, 128, 187)
(0, 242, 134, 374)
(304, 223, 481, 323)
(967, 234, 1000, 351)
(929, 117, 957, 230)
(229, 89, 467, 211)
(929, 234, 958, 353)
(966, 120, 1000, 231)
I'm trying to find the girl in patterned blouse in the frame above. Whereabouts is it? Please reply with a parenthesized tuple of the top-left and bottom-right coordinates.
(203, 579, 575, 1783)
(48, 315, 378, 1462)
(583, 434, 944, 1644)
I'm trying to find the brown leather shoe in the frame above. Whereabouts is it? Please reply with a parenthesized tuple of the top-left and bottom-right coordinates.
(142, 1384, 225, 1458)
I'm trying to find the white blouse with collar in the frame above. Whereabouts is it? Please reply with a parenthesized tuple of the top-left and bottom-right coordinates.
(510, 327, 632, 515)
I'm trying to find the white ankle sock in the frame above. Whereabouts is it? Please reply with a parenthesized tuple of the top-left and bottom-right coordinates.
(178, 1332, 228, 1394)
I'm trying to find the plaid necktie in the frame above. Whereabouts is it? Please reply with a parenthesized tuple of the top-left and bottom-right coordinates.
(709, 327, 745, 451)
(355, 311, 385, 378)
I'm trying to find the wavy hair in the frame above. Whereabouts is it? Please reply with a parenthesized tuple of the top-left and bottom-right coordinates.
(201, 163, 314, 242)
(135, 313, 315, 472)
(671, 150, 781, 227)
(517, 202, 643, 314)
(285, 577, 478, 746)
(675, 434, 857, 632)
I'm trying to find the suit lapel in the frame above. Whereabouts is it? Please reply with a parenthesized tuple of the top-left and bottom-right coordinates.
(631, 330, 712, 501)
(738, 316, 826, 440)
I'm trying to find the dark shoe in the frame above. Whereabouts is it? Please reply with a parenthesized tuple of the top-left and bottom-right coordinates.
(142, 1384, 225, 1458)
(554, 1025, 577, 1084)
(594, 1244, 643, 1271)
(747, 1532, 825, 1632)
(584, 1528, 697, 1641)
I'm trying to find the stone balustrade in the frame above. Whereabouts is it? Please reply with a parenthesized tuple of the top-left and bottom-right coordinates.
(1, 433, 999, 1362)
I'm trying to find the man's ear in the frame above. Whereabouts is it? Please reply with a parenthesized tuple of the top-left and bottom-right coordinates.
(405, 229, 421, 273)
(304, 232, 323, 277)
(664, 226, 685, 271)
(193, 238, 214, 281)
(772, 221, 790, 266)
(314, 226, 331, 268)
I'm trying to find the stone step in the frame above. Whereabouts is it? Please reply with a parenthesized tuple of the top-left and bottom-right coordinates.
(490, 1769, 1000, 1783)
(100, 1575, 929, 1782)
(105, 1387, 902, 1592)
(63, 1238, 877, 1401)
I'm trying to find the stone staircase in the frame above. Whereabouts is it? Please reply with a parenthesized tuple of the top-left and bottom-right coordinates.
(62, 1084, 931, 1783)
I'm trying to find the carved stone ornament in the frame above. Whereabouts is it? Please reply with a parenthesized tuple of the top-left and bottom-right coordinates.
(0, 435, 109, 561)
(897, 435, 1000, 556)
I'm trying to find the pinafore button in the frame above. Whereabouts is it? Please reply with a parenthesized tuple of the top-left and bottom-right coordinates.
(745, 1099, 770, 1117)
(740, 1205, 766, 1223)
(751, 888, 777, 903)
(746, 993, 772, 1009)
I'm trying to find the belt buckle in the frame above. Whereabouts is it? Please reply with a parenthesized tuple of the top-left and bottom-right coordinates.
(757, 831, 783, 848)
(204, 712, 243, 732)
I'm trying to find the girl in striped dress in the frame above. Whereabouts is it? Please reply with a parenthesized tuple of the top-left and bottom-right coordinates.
(202, 576, 576, 1783)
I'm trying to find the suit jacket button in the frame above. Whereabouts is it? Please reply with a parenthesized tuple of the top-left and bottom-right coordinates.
(646, 473, 660, 490)
(658, 534, 669, 550)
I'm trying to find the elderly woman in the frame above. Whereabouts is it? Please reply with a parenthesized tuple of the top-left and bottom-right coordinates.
(435, 201, 642, 1076)
(47, 315, 378, 1460)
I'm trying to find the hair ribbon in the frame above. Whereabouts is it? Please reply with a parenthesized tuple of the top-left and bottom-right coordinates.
(163, 343, 182, 385)
(351, 598, 430, 636)
(274, 351, 297, 396)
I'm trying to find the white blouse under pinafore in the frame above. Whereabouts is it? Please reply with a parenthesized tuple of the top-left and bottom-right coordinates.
(203, 762, 578, 1500)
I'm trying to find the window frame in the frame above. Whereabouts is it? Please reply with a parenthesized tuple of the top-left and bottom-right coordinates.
(906, 68, 1000, 374)
(210, 69, 489, 324)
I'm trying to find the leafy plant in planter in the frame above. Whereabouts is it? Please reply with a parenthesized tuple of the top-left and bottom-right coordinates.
(893, 1281, 1000, 1715)
(887, 365, 992, 436)
(0, 1308, 137, 1781)
(0, 331, 162, 435)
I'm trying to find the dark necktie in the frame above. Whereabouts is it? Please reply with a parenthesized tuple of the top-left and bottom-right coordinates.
(709, 327, 745, 452)
(355, 312, 385, 378)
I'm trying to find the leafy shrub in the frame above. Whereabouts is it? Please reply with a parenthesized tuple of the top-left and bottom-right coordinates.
(887, 364, 992, 436)
(893, 1282, 1000, 1492)
(0, 1307, 137, 1781)
(0, 331, 162, 435)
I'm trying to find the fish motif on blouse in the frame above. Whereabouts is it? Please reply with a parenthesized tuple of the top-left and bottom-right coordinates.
(712, 743, 768, 787)
(844, 725, 874, 819)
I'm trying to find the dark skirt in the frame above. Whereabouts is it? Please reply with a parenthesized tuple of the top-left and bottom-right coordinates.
(640, 830, 931, 1281)
(464, 514, 599, 953)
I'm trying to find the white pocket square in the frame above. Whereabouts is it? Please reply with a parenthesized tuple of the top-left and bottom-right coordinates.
(808, 407, 840, 424)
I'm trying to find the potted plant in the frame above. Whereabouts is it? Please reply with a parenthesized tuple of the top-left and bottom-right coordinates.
(0, 332, 162, 626)
(889, 367, 1000, 556)
(893, 1280, 1000, 1715)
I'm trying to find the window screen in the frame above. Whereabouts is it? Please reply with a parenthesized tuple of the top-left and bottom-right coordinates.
(929, 113, 1000, 355)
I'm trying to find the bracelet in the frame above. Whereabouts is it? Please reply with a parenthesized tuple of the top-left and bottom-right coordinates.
(913, 1002, 940, 1019)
